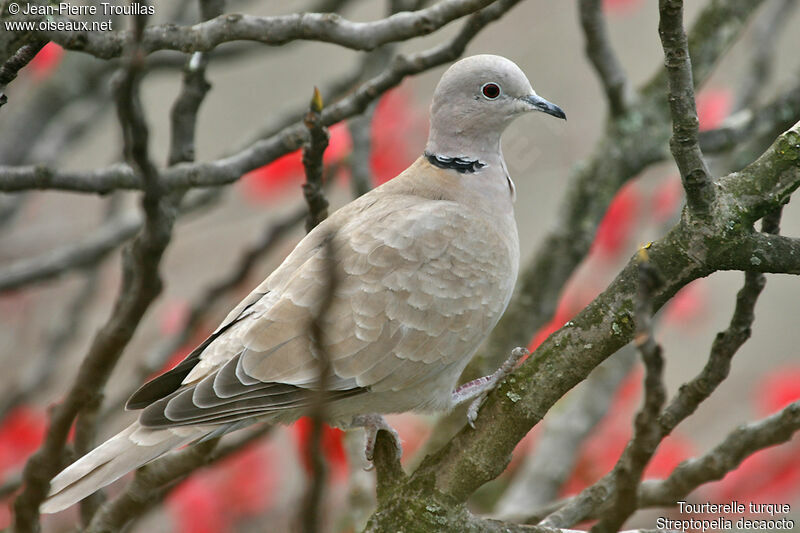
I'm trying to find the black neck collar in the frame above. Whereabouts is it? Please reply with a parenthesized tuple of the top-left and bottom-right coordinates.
(424, 151, 486, 174)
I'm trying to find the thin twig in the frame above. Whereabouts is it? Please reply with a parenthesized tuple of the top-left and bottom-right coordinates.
(591, 252, 665, 533)
(537, 211, 782, 529)
(639, 401, 800, 507)
(578, 0, 630, 117)
(0, 0, 526, 195)
(0, 41, 47, 107)
(302, 87, 331, 233)
(12, 0, 497, 59)
(658, 0, 714, 216)
(0, 212, 140, 293)
(298, 77, 335, 532)
(12, 8, 173, 531)
(530, 400, 800, 523)
(733, 0, 798, 112)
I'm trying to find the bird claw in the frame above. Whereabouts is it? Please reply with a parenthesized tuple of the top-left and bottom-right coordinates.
(453, 347, 529, 429)
(350, 414, 402, 468)
(466, 394, 486, 429)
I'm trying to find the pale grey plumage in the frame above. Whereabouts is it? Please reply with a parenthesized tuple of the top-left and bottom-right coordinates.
(41, 54, 565, 514)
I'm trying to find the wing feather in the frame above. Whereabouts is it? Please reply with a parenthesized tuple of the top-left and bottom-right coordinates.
(136, 184, 516, 428)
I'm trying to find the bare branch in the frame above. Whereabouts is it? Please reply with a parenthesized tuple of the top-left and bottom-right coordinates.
(493, 348, 636, 521)
(0, 0, 522, 195)
(0, 41, 47, 107)
(14, 0, 497, 59)
(12, 9, 175, 530)
(302, 87, 331, 233)
(715, 119, 800, 225)
(699, 82, 800, 155)
(733, 0, 798, 111)
(639, 401, 800, 507)
(0, 190, 218, 293)
(0, 211, 138, 293)
(535, 212, 781, 528)
(590, 255, 666, 533)
(578, 0, 630, 117)
(658, 0, 713, 216)
(480, 0, 764, 375)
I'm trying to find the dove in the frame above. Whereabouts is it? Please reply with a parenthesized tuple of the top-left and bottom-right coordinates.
(41, 54, 565, 514)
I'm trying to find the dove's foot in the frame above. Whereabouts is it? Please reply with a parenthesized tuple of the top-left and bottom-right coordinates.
(350, 414, 402, 468)
(451, 347, 529, 428)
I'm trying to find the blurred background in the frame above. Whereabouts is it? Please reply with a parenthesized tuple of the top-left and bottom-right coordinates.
(1, 0, 799, 531)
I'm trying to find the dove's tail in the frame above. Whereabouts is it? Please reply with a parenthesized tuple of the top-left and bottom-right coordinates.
(41, 422, 207, 514)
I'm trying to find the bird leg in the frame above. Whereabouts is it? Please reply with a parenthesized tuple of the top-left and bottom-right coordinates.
(349, 413, 402, 468)
(451, 347, 529, 428)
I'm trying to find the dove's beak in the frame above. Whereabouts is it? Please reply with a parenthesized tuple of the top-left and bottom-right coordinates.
(521, 94, 566, 120)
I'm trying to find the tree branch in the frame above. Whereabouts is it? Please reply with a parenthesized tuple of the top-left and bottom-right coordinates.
(0, 211, 139, 293)
(699, 82, 800, 155)
(12, 0, 497, 58)
(537, 212, 780, 529)
(658, 0, 713, 216)
(479, 0, 764, 376)
(0, 189, 218, 293)
(525, 400, 800, 524)
(493, 348, 636, 521)
(578, 0, 630, 117)
(302, 87, 331, 233)
(0, 0, 523, 196)
(590, 255, 666, 533)
(714, 119, 800, 225)
(639, 401, 800, 507)
(12, 10, 175, 530)
(0, 41, 47, 107)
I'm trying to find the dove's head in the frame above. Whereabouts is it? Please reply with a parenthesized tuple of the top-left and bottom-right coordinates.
(426, 54, 565, 160)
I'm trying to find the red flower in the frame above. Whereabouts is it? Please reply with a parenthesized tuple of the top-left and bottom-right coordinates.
(29, 43, 64, 79)
(159, 299, 190, 336)
(291, 417, 348, 482)
(696, 88, 732, 132)
(0, 407, 46, 483)
(590, 182, 641, 261)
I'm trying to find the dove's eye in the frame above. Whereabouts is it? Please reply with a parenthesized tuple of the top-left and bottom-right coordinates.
(481, 82, 501, 100)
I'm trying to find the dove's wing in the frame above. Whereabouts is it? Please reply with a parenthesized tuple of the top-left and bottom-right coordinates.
(131, 173, 517, 429)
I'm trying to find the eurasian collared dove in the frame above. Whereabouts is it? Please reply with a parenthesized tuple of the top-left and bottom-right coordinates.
(42, 54, 565, 514)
